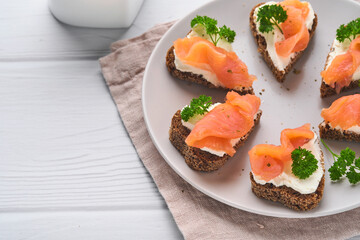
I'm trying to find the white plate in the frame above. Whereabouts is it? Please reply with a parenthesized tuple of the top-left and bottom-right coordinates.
(142, 0, 360, 218)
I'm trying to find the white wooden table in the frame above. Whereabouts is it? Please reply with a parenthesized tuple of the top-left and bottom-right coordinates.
(0, 0, 211, 239)
(1, 0, 360, 239)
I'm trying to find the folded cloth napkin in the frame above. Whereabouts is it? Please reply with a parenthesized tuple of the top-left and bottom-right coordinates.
(99, 22, 360, 240)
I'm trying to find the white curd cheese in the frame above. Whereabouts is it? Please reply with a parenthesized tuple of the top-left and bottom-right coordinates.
(253, 1, 315, 71)
(340, 125, 360, 133)
(252, 133, 324, 194)
(321, 121, 360, 134)
(324, 35, 360, 81)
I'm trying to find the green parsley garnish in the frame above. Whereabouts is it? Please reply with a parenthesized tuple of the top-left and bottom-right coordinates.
(181, 95, 212, 122)
(321, 139, 360, 184)
(336, 18, 360, 43)
(256, 4, 287, 34)
(191, 15, 236, 46)
(291, 147, 318, 179)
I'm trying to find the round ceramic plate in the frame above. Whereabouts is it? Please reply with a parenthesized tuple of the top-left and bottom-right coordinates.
(142, 0, 360, 218)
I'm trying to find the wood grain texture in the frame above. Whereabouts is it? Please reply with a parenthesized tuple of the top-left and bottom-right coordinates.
(0, 210, 182, 239)
(0, 60, 164, 211)
(0, 0, 212, 239)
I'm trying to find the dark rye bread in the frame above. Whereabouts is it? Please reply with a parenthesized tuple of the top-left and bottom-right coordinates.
(250, 172, 325, 211)
(319, 121, 360, 142)
(249, 2, 318, 82)
(320, 46, 360, 98)
(320, 80, 360, 98)
(166, 46, 254, 95)
(250, 150, 325, 211)
(169, 110, 262, 172)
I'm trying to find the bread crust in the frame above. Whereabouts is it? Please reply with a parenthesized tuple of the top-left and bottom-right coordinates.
(250, 148, 325, 211)
(169, 110, 262, 172)
(250, 172, 325, 211)
(320, 80, 360, 98)
(249, 2, 318, 82)
(319, 121, 360, 142)
(320, 45, 360, 98)
(166, 47, 254, 95)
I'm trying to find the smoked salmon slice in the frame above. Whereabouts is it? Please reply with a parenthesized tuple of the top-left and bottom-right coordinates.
(249, 124, 314, 181)
(275, 0, 310, 57)
(281, 0, 310, 20)
(174, 37, 256, 89)
(321, 36, 360, 93)
(185, 92, 260, 156)
(280, 124, 314, 152)
(321, 94, 360, 130)
(248, 144, 285, 181)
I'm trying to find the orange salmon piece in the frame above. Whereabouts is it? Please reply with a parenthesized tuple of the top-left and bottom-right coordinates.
(249, 144, 285, 181)
(226, 91, 261, 117)
(275, 0, 310, 57)
(185, 92, 260, 156)
(280, 124, 314, 161)
(321, 36, 360, 93)
(174, 37, 256, 89)
(321, 94, 360, 130)
(281, 0, 309, 19)
(280, 124, 314, 151)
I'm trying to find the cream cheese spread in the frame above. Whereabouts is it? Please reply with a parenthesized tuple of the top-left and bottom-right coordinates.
(252, 133, 324, 194)
(324, 35, 360, 81)
(253, 1, 315, 71)
(181, 103, 259, 157)
(336, 125, 360, 133)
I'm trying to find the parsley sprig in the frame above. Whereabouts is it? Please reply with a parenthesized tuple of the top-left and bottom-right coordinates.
(336, 18, 360, 43)
(191, 15, 236, 46)
(321, 139, 360, 184)
(181, 95, 212, 122)
(257, 4, 287, 34)
(291, 147, 318, 179)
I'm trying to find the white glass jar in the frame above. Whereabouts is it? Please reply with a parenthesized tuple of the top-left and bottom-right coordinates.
(48, 0, 144, 28)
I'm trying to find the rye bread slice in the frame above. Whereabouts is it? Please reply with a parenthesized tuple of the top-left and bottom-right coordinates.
(319, 121, 360, 142)
(169, 110, 262, 172)
(250, 147, 325, 211)
(249, 2, 318, 82)
(166, 46, 254, 95)
(320, 44, 360, 98)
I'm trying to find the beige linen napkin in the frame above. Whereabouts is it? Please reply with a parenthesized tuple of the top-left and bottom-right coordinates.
(99, 22, 360, 240)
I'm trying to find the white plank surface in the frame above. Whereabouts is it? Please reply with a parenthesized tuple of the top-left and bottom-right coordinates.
(0, 0, 211, 239)
(0, 60, 162, 210)
(0, 210, 181, 240)
(1, 0, 359, 239)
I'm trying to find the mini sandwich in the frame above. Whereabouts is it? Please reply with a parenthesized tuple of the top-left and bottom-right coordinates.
(169, 91, 262, 172)
(248, 124, 324, 211)
(320, 18, 360, 98)
(250, 0, 317, 82)
(166, 15, 256, 95)
(319, 94, 360, 142)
